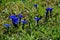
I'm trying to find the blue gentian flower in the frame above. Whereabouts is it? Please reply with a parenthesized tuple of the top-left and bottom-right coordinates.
(49, 7, 53, 11)
(12, 17, 19, 24)
(21, 19, 27, 29)
(35, 16, 42, 26)
(34, 4, 38, 9)
(12, 18, 19, 28)
(45, 7, 53, 22)
(9, 15, 19, 24)
(35, 17, 41, 21)
(4, 24, 10, 28)
(3, 24, 11, 33)
(46, 7, 53, 12)
(21, 20, 27, 24)
(9, 14, 19, 28)
(18, 14, 23, 19)
(9, 15, 17, 19)
(18, 14, 23, 23)
(49, 8, 53, 13)
(46, 7, 53, 18)
(46, 7, 50, 12)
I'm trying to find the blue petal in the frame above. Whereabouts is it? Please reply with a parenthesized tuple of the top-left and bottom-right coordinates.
(21, 20, 27, 24)
(9, 15, 17, 19)
(35, 17, 40, 21)
(9, 15, 19, 24)
(49, 8, 53, 11)
(46, 7, 53, 11)
(18, 14, 23, 18)
(34, 4, 38, 9)
(46, 8, 50, 11)
(4, 24, 10, 28)
(12, 17, 19, 24)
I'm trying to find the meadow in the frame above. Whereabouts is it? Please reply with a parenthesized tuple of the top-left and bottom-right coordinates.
(0, 0, 60, 40)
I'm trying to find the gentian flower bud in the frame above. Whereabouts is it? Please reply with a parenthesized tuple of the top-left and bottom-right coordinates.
(34, 4, 38, 9)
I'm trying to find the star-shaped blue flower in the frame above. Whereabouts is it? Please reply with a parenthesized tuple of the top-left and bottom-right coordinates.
(9, 15, 19, 24)
(49, 8, 53, 13)
(18, 14, 23, 19)
(21, 20, 27, 24)
(12, 17, 19, 24)
(18, 13, 23, 24)
(21, 19, 27, 29)
(46, 7, 50, 11)
(34, 4, 38, 9)
(35, 16, 42, 26)
(4, 24, 10, 28)
(9, 15, 17, 19)
(46, 7, 53, 12)
(49, 7, 53, 11)
(35, 16, 41, 21)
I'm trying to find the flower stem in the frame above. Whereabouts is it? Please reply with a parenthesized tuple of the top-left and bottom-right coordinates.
(22, 23, 24, 30)
(19, 18, 21, 24)
(36, 21, 39, 26)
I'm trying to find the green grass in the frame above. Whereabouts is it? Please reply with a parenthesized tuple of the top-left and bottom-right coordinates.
(0, 0, 60, 40)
